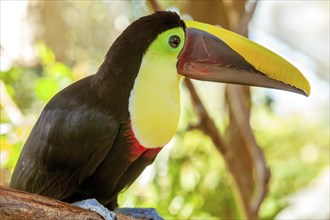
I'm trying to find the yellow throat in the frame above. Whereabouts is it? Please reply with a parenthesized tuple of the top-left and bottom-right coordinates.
(128, 28, 184, 148)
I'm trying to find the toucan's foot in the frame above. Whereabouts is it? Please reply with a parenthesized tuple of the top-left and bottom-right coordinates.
(73, 199, 116, 220)
(115, 208, 163, 220)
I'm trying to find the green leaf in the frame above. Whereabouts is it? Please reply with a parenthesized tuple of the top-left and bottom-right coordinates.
(35, 42, 56, 66)
(49, 62, 73, 79)
(34, 77, 60, 102)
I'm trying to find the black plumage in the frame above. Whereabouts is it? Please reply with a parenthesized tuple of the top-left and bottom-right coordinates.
(10, 11, 184, 209)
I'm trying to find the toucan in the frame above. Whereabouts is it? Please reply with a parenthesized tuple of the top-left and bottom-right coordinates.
(10, 11, 310, 211)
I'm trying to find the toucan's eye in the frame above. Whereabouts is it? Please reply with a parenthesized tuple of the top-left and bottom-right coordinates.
(168, 35, 180, 48)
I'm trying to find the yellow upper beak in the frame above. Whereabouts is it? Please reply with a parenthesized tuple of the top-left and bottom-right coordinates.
(177, 20, 310, 96)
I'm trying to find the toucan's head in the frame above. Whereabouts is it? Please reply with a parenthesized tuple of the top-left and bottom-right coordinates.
(99, 11, 310, 148)
(103, 11, 310, 95)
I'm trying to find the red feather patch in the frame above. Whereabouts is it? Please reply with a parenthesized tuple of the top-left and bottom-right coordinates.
(126, 121, 161, 161)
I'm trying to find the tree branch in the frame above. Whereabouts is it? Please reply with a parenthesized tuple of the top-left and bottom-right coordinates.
(147, 0, 162, 11)
(183, 79, 228, 155)
(239, 0, 259, 37)
(0, 186, 137, 220)
(226, 85, 270, 214)
(234, 0, 270, 214)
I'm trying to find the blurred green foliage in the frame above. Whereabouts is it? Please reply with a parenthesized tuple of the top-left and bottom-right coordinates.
(1, 27, 329, 220)
(0, 42, 74, 185)
(34, 42, 73, 102)
(117, 102, 329, 219)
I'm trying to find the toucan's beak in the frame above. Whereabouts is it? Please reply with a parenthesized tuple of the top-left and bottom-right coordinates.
(177, 20, 310, 96)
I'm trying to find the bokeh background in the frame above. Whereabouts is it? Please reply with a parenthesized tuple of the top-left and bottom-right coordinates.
(0, 1, 329, 219)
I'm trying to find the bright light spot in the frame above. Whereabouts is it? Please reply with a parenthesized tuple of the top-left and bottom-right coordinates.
(0, 123, 13, 135)
(0, 1, 35, 66)
(114, 15, 130, 32)
(169, 196, 184, 215)
(121, 197, 135, 208)
(157, 138, 175, 176)
(180, 166, 199, 191)
(0, 56, 11, 71)
(137, 164, 154, 185)
(300, 145, 319, 163)
(0, 150, 9, 166)
(167, 7, 180, 15)
(181, 204, 193, 218)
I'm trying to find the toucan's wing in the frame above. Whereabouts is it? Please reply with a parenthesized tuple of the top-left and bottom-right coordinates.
(10, 77, 120, 200)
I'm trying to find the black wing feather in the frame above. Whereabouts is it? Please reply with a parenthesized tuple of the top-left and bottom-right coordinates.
(10, 76, 120, 200)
